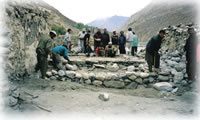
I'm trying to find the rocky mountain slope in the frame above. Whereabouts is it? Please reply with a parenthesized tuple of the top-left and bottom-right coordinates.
(3, 0, 79, 77)
(120, 0, 198, 42)
(88, 15, 129, 32)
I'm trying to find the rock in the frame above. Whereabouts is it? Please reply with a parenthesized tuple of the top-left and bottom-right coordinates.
(9, 97, 18, 106)
(171, 88, 178, 94)
(107, 63, 119, 72)
(174, 72, 184, 82)
(58, 70, 65, 77)
(169, 50, 180, 57)
(125, 72, 135, 76)
(153, 82, 173, 92)
(143, 78, 149, 84)
(174, 63, 186, 72)
(61, 77, 66, 81)
(158, 75, 169, 81)
(50, 76, 57, 80)
(88, 72, 95, 80)
(140, 73, 149, 78)
(128, 74, 137, 81)
(11, 90, 20, 98)
(149, 72, 157, 77)
(93, 80, 103, 86)
(46, 71, 52, 77)
(98, 93, 109, 101)
(65, 71, 76, 79)
(82, 72, 89, 79)
(127, 66, 135, 72)
(76, 73, 82, 78)
(51, 70, 58, 75)
(93, 64, 105, 69)
(66, 64, 78, 71)
(149, 77, 155, 83)
(158, 72, 170, 76)
(171, 57, 181, 62)
(85, 80, 92, 85)
(166, 60, 178, 67)
(104, 80, 125, 88)
(125, 82, 138, 89)
(95, 72, 106, 81)
(124, 79, 131, 83)
(135, 78, 143, 84)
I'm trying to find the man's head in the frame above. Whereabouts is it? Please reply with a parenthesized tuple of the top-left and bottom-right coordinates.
(68, 28, 72, 34)
(113, 30, 116, 34)
(104, 28, 107, 33)
(128, 28, 132, 31)
(82, 28, 86, 33)
(159, 30, 165, 38)
(49, 31, 57, 38)
(188, 27, 195, 35)
(87, 30, 91, 34)
(120, 31, 124, 34)
(108, 42, 112, 46)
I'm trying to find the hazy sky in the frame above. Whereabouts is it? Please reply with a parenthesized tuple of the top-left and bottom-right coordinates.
(43, 0, 152, 24)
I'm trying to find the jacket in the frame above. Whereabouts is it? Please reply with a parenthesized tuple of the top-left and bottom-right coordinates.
(52, 46, 69, 60)
(146, 35, 162, 55)
(132, 35, 138, 47)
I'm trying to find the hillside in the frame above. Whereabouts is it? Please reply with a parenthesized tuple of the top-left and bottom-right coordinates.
(4, 0, 79, 76)
(120, 0, 197, 42)
(88, 15, 129, 32)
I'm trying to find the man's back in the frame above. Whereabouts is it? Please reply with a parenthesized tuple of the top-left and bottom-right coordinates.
(37, 34, 52, 56)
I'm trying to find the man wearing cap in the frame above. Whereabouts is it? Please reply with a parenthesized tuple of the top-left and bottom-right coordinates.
(78, 28, 86, 53)
(105, 42, 116, 57)
(35, 31, 57, 79)
(184, 27, 197, 81)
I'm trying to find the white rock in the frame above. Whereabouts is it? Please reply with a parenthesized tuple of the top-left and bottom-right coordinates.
(158, 75, 169, 81)
(82, 72, 89, 79)
(127, 66, 135, 72)
(46, 71, 52, 77)
(140, 73, 149, 78)
(107, 63, 119, 72)
(76, 73, 82, 78)
(85, 79, 92, 85)
(9, 97, 18, 106)
(95, 72, 106, 81)
(174, 72, 184, 81)
(51, 70, 58, 75)
(58, 70, 65, 77)
(65, 71, 76, 78)
(128, 74, 137, 81)
(98, 93, 109, 101)
(153, 82, 173, 92)
(135, 78, 143, 84)
(66, 64, 78, 71)
(93, 80, 103, 86)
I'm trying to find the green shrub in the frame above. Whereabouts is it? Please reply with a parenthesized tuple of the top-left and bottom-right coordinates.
(51, 25, 66, 35)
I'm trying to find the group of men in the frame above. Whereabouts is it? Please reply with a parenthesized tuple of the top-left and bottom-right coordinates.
(93, 28, 139, 57)
(35, 26, 198, 82)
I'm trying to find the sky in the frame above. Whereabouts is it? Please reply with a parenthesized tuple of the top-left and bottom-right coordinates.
(43, 0, 152, 24)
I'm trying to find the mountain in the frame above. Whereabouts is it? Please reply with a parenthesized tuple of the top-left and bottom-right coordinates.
(87, 15, 129, 32)
(120, 0, 198, 42)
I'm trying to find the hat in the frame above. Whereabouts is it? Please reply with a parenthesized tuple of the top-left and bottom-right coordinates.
(108, 42, 112, 45)
(50, 31, 57, 36)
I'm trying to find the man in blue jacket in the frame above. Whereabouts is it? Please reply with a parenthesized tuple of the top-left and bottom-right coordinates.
(51, 46, 71, 70)
(145, 30, 165, 72)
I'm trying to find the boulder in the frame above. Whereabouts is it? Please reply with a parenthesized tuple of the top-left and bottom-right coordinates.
(127, 66, 135, 72)
(104, 80, 125, 88)
(153, 82, 173, 92)
(88, 72, 95, 80)
(107, 63, 119, 72)
(58, 70, 65, 77)
(158, 75, 169, 81)
(51, 70, 58, 75)
(158, 72, 170, 76)
(174, 72, 184, 81)
(85, 80, 92, 85)
(124, 79, 131, 83)
(135, 78, 143, 84)
(98, 93, 109, 101)
(75, 73, 82, 79)
(174, 63, 186, 72)
(46, 71, 52, 77)
(95, 72, 106, 81)
(50, 76, 57, 80)
(128, 74, 137, 81)
(125, 82, 138, 89)
(65, 71, 76, 79)
(82, 72, 89, 79)
(94, 64, 105, 69)
(140, 73, 149, 78)
(93, 80, 103, 86)
(9, 97, 18, 106)
(149, 77, 155, 83)
(66, 64, 78, 71)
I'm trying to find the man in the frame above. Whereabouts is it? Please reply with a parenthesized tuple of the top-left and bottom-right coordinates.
(83, 30, 91, 53)
(93, 29, 102, 50)
(145, 30, 165, 72)
(184, 27, 197, 81)
(101, 28, 110, 48)
(131, 31, 139, 56)
(51, 45, 71, 70)
(78, 28, 86, 53)
(35, 31, 56, 79)
(96, 42, 105, 57)
(111, 30, 119, 53)
(126, 28, 134, 55)
(105, 42, 117, 57)
(64, 28, 72, 50)
(119, 31, 126, 54)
